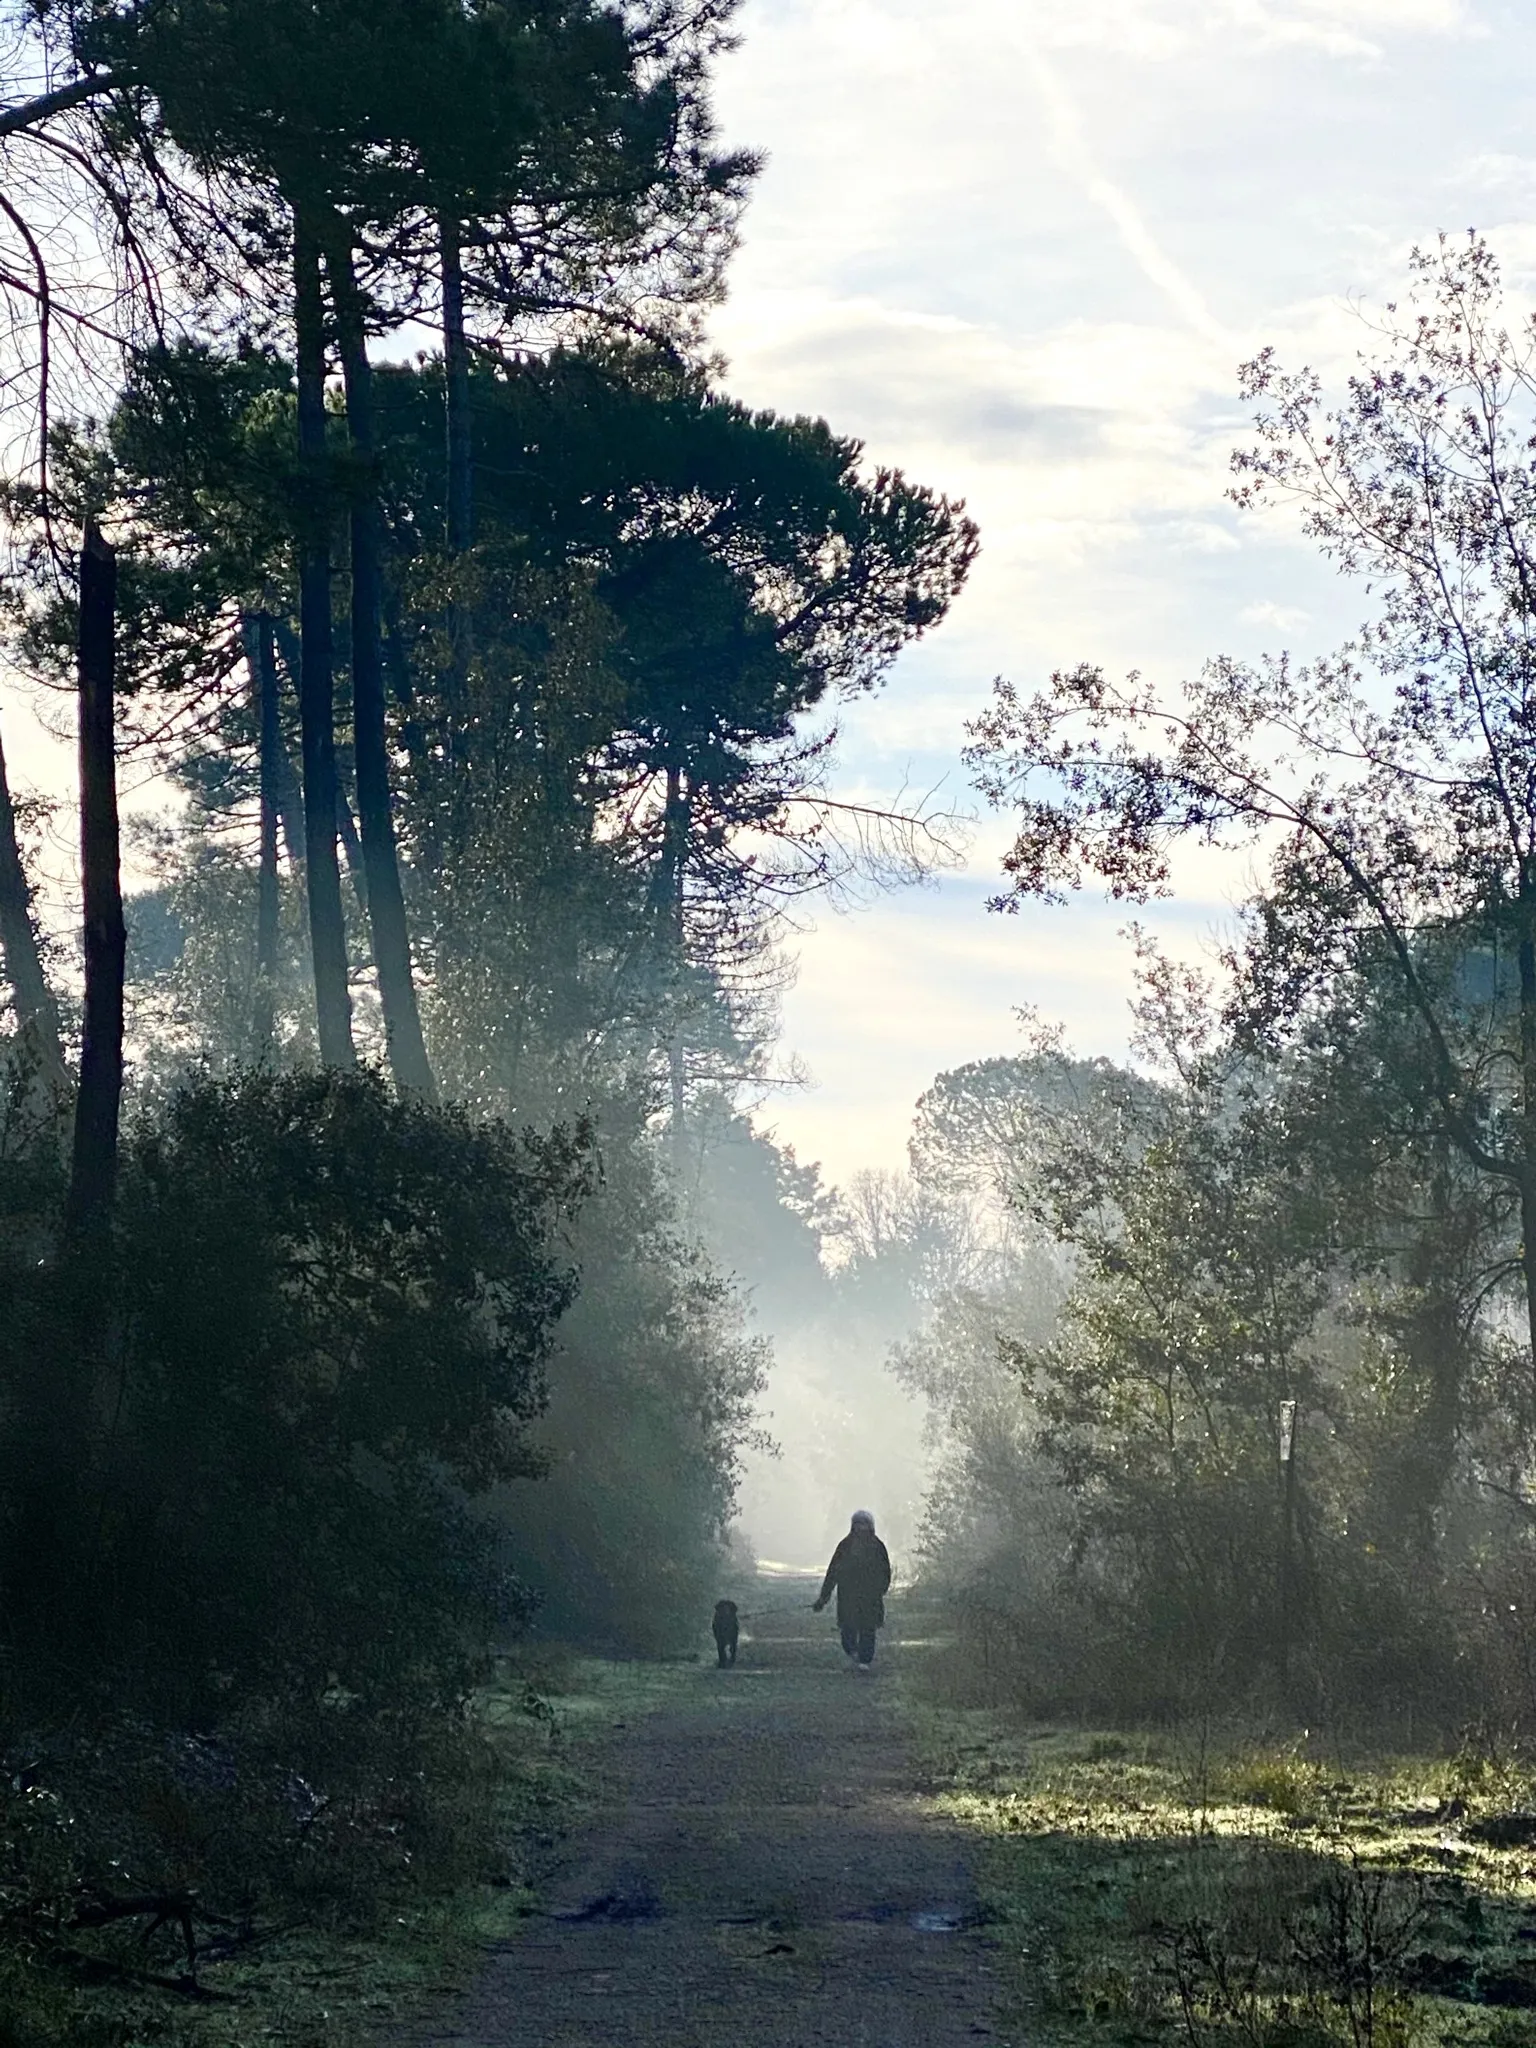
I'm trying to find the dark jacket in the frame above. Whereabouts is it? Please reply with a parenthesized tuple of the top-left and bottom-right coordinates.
(818, 1531, 892, 1633)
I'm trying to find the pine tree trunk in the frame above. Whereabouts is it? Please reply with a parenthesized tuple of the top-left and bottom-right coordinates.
(437, 211, 472, 802)
(440, 212, 473, 557)
(244, 613, 281, 1057)
(293, 215, 356, 1069)
(381, 590, 442, 881)
(266, 617, 308, 872)
(324, 223, 437, 1100)
(661, 763, 688, 1146)
(65, 523, 124, 1241)
(1519, 908, 1536, 1423)
(336, 777, 369, 918)
(0, 708, 65, 1085)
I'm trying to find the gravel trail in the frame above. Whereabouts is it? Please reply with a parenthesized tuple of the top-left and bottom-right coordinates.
(406, 1577, 1010, 2047)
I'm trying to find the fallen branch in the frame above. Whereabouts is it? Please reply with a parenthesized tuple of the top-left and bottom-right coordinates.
(70, 1887, 201, 1969)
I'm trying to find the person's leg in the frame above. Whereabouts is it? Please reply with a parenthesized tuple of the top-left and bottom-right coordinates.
(857, 1630, 876, 1665)
(840, 1625, 857, 1659)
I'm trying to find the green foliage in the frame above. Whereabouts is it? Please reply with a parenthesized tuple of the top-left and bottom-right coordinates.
(373, 345, 975, 1085)
(0, 1067, 599, 2040)
(681, 1097, 836, 1320)
(125, 851, 322, 1075)
(0, 8, 978, 2032)
(899, 1013, 1533, 1726)
(0, 1067, 589, 1714)
(32, 334, 974, 1116)
(962, 240, 1536, 1526)
(0, 1656, 576, 2048)
(376, 343, 975, 706)
(1209, 1746, 1325, 1816)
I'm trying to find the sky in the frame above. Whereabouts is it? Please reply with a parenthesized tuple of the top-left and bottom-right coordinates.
(701, 0, 1536, 1185)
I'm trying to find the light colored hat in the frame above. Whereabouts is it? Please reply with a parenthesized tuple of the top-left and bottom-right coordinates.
(850, 1509, 875, 1530)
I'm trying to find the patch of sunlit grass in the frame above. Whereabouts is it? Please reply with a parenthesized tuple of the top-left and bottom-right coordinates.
(900, 1692, 1536, 2043)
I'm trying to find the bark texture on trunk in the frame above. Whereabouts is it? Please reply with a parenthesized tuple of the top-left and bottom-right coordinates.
(266, 618, 308, 872)
(436, 211, 473, 805)
(440, 212, 473, 557)
(245, 613, 281, 1056)
(294, 217, 356, 1069)
(660, 763, 688, 1147)
(325, 224, 437, 1100)
(1518, 908, 1536, 1421)
(0, 708, 65, 1084)
(336, 778, 369, 917)
(660, 765, 688, 948)
(65, 523, 125, 1241)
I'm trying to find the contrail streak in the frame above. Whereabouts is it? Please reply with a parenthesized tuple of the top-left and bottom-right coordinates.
(1023, 42, 1235, 353)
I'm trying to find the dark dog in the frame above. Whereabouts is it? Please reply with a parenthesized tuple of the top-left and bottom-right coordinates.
(712, 1599, 739, 1667)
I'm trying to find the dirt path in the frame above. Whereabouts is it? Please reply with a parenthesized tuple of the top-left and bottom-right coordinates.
(408, 1577, 1010, 2047)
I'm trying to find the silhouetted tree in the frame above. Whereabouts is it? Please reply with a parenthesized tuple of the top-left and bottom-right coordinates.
(968, 236, 1536, 1409)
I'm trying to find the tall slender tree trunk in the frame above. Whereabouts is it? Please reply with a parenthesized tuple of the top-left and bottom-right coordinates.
(1519, 907, 1536, 1419)
(244, 613, 281, 1057)
(437, 212, 473, 812)
(274, 734, 306, 877)
(0, 708, 65, 1086)
(279, 616, 365, 924)
(440, 212, 473, 558)
(660, 765, 688, 948)
(1395, 1150, 1471, 1551)
(325, 223, 437, 1100)
(336, 777, 369, 918)
(1277, 1401, 1300, 1700)
(65, 523, 124, 1241)
(660, 763, 688, 1145)
(381, 589, 443, 881)
(1517, 862, 1536, 1428)
(294, 215, 356, 1069)
(266, 617, 308, 872)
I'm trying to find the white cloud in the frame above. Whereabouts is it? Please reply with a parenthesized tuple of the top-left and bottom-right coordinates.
(1241, 600, 1313, 631)
(706, 0, 1535, 1170)
(1285, 0, 1474, 29)
(1220, 1, 1380, 59)
(1448, 151, 1536, 196)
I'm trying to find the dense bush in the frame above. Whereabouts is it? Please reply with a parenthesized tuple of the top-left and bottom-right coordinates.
(0, 1066, 589, 1720)
(901, 1040, 1536, 1734)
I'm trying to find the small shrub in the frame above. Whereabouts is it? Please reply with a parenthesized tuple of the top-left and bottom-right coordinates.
(1215, 1748, 1324, 1816)
(1084, 1733, 1135, 1762)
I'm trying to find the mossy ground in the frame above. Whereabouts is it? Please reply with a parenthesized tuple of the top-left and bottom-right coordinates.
(907, 1674, 1536, 2046)
(0, 1652, 695, 2048)
(29, 1617, 1536, 2048)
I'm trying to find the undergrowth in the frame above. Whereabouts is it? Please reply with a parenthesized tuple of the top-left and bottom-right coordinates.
(907, 1665, 1536, 2046)
(0, 1650, 600, 2048)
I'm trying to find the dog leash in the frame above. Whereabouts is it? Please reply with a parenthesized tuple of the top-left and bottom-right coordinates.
(721, 1599, 827, 1623)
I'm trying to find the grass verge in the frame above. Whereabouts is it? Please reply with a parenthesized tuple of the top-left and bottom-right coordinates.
(905, 1670, 1536, 2045)
(0, 1647, 694, 2048)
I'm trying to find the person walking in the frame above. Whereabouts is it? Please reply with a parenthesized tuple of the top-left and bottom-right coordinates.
(813, 1509, 892, 1668)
